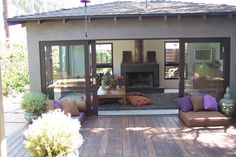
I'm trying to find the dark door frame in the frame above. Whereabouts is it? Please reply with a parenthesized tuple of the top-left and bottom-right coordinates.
(179, 37, 230, 97)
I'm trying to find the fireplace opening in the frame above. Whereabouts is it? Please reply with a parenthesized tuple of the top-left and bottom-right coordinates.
(126, 72, 154, 87)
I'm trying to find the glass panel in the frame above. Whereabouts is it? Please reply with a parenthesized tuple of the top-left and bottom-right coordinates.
(184, 42, 224, 100)
(46, 45, 86, 100)
(165, 65, 179, 79)
(96, 44, 112, 64)
(96, 68, 113, 75)
(165, 42, 179, 63)
(165, 42, 180, 79)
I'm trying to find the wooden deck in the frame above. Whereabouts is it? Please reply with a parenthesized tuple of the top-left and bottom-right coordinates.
(7, 115, 236, 157)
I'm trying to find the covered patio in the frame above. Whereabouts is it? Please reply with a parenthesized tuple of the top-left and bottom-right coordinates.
(7, 115, 236, 157)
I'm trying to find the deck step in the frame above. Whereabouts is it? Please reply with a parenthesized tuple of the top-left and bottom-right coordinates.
(98, 109, 178, 116)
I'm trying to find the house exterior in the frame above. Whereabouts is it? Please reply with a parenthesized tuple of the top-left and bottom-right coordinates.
(8, 0, 236, 115)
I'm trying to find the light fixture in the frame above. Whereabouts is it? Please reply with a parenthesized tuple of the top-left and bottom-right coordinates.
(80, 0, 91, 37)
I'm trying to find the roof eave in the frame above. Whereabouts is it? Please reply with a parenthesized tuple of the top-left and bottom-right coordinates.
(7, 12, 236, 26)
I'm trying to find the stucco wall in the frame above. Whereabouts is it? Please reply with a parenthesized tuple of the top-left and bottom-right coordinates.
(25, 16, 236, 98)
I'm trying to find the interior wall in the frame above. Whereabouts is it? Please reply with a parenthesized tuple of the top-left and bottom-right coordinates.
(97, 40, 179, 89)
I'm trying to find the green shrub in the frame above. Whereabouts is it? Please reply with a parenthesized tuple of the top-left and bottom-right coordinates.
(21, 93, 46, 116)
(1, 43, 30, 96)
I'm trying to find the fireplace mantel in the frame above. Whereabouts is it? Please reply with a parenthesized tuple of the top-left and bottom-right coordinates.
(121, 63, 160, 87)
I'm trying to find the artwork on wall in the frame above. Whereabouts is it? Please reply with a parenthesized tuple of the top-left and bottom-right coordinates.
(147, 51, 156, 63)
(194, 49, 212, 62)
(122, 51, 132, 64)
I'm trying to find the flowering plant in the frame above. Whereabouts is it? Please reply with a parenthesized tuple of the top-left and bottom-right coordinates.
(24, 110, 83, 157)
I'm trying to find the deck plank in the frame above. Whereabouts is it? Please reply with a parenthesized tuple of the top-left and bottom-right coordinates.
(6, 115, 236, 157)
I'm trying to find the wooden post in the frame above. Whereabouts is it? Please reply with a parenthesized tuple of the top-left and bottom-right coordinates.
(134, 40, 143, 63)
(0, 67, 6, 157)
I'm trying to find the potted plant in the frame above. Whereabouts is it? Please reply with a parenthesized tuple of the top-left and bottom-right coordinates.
(21, 92, 46, 122)
(102, 72, 116, 89)
(24, 110, 83, 157)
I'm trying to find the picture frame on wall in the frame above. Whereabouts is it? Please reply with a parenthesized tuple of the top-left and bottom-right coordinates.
(122, 51, 132, 64)
(147, 51, 156, 63)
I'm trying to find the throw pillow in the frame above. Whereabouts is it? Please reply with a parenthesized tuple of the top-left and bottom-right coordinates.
(61, 100, 80, 116)
(203, 95, 218, 111)
(45, 100, 54, 112)
(75, 100, 86, 112)
(54, 100, 62, 109)
(190, 96, 204, 112)
(126, 92, 145, 97)
(176, 96, 193, 112)
(126, 96, 152, 106)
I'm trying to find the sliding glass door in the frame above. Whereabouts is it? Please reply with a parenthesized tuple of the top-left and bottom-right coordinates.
(40, 41, 97, 115)
(179, 38, 230, 100)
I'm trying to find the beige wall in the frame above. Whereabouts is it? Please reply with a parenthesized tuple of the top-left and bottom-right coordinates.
(25, 16, 236, 98)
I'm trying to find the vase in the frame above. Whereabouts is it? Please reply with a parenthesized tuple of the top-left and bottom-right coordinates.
(219, 87, 236, 117)
(24, 112, 38, 123)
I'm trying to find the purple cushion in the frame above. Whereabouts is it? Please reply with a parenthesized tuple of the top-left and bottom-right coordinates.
(54, 100, 62, 109)
(203, 95, 218, 111)
(177, 96, 193, 112)
(72, 112, 85, 123)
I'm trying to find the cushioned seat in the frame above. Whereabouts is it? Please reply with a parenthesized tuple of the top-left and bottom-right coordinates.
(180, 111, 229, 127)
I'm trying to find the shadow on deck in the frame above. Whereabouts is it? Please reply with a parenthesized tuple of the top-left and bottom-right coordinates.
(7, 116, 236, 157)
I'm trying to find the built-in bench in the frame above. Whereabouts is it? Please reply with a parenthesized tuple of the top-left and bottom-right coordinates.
(180, 111, 229, 127)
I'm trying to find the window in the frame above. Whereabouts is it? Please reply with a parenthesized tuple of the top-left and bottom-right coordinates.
(96, 43, 113, 74)
(164, 41, 179, 79)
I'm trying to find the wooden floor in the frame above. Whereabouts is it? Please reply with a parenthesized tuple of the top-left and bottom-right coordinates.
(7, 115, 236, 157)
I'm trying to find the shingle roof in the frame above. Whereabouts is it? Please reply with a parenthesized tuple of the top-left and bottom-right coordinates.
(8, 0, 236, 25)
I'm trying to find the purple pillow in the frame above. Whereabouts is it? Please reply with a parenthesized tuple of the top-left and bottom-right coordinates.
(203, 95, 218, 111)
(177, 96, 193, 112)
(54, 100, 62, 109)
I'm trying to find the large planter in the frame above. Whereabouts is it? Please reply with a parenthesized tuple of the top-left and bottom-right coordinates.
(219, 87, 236, 117)
(24, 112, 38, 122)
(220, 100, 235, 117)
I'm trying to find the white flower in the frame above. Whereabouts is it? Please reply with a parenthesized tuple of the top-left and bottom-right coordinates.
(24, 109, 83, 157)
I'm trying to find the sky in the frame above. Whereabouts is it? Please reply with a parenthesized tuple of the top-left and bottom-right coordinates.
(1, 0, 236, 42)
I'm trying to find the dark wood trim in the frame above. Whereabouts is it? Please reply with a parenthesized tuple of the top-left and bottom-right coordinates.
(39, 41, 46, 93)
(91, 41, 98, 116)
(179, 39, 185, 97)
(84, 41, 92, 115)
(222, 38, 230, 87)
(39, 40, 88, 46)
